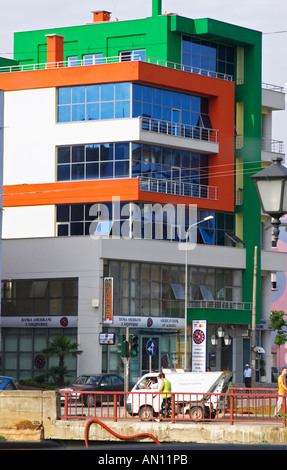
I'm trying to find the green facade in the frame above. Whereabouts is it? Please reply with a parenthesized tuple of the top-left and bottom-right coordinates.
(11, 0, 263, 328)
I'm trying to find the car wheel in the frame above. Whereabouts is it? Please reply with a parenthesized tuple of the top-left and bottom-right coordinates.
(139, 405, 154, 421)
(190, 406, 203, 420)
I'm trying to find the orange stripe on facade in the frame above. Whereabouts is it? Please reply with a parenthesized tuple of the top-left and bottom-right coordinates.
(4, 179, 227, 211)
(3, 179, 141, 207)
(0, 61, 235, 212)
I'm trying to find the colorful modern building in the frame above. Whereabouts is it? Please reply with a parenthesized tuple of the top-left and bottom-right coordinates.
(0, 0, 286, 384)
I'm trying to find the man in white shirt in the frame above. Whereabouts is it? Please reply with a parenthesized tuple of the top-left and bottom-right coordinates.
(244, 364, 251, 390)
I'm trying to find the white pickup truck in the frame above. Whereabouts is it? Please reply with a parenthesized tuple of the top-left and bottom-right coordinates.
(126, 369, 233, 420)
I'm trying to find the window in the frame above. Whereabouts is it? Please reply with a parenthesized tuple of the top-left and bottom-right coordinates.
(57, 143, 130, 181)
(109, 261, 242, 318)
(120, 50, 146, 62)
(182, 36, 234, 79)
(83, 54, 103, 65)
(68, 56, 78, 67)
(58, 83, 131, 123)
(1, 279, 78, 317)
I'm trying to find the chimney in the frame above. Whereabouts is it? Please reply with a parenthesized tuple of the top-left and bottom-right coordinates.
(152, 0, 162, 16)
(92, 11, 111, 22)
(46, 34, 64, 66)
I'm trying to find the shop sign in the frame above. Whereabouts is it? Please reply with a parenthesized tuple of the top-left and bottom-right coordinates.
(103, 277, 113, 324)
(0, 316, 77, 328)
(113, 315, 184, 329)
(192, 320, 207, 372)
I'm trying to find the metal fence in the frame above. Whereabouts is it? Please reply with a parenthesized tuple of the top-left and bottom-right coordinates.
(59, 387, 285, 426)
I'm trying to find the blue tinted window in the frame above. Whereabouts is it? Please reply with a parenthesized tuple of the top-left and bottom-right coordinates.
(58, 106, 71, 122)
(115, 142, 129, 159)
(101, 84, 114, 101)
(86, 103, 99, 120)
(182, 35, 234, 78)
(86, 85, 100, 102)
(72, 104, 85, 121)
(115, 82, 130, 100)
(115, 101, 130, 118)
(72, 86, 85, 103)
(58, 87, 71, 105)
(86, 163, 99, 179)
(101, 102, 114, 119)
(100, 161, 113, 178)
(57, 83, 131, 122)
(57, 165, 70, 181)
(72, 164, 84, 180)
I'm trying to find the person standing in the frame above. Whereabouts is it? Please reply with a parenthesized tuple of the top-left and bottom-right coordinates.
(243, 364, 251, 391)
(153, 371, 172, 421)
(274, 367, 287, 418)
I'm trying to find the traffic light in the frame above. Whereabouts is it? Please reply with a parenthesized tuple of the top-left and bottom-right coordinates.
(130, 335, 139, 357)
(117, 334, 129, 357)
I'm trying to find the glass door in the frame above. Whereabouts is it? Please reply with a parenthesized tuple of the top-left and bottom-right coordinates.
(171, 109, 181, 136)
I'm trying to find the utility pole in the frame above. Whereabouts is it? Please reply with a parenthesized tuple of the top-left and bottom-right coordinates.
(251, 246, 258, 388)
(123, 327, 130, 392)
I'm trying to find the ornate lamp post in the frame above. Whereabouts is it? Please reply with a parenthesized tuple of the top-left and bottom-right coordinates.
(251, 157, 287, 245)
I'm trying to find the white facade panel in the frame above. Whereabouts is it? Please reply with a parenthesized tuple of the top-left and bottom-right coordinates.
(4, 88, 57, 185)
(2, 205, 55, 239)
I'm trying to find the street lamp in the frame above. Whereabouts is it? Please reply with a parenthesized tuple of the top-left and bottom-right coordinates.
(184, 215, 214, 370)
(251, 157, 287, 245)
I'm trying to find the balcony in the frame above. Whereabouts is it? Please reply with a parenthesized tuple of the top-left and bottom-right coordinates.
(140, 117, 219, 154)
(139, 176, 218, 200)
(262, 83, 285, 111)
(0, 55, 233, 81)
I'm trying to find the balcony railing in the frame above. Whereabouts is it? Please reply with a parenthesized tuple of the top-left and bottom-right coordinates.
(261, 138, 284, 154)
(262, 82, 285, 93)
(0, 55, 233, 81)
(141, 117, 218, 143)
(189, 300, 252, 310)
(139, 176, 218, 200)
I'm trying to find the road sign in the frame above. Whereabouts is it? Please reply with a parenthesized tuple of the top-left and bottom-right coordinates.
(146, 339, 157, 356)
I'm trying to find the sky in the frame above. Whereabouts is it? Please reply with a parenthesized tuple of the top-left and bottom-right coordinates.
(0, 0, 286, 147)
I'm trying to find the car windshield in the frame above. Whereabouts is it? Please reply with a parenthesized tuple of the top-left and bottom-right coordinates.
(74, 375, 101, 385)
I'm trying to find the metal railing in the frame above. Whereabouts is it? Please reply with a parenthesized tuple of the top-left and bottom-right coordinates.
(188, 300, 252, 311)
(59, 388, 285, 426)
(261, 138, 284, 155)
(141, 117, 218, 143)
(262, 82, 285, 93)
(0, 55, 233, 81)
(139, 176, 218, 200)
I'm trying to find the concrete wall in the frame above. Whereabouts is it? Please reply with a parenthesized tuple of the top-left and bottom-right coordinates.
(0, 390, 59, 441)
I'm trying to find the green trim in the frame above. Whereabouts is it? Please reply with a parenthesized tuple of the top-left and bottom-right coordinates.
(188, 308, 252, 325)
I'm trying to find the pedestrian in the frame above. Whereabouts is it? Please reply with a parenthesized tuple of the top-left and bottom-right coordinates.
(274, 367, 287, 418)
(243, 364, 251, 391)
(153, 371, 172, 421)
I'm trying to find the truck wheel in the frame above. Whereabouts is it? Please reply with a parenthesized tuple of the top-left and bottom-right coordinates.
(190, 406, 203, 420)
(139, 405, 154, 421)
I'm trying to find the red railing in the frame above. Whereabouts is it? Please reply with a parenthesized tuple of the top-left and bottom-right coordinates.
(59, 388, 285, 426)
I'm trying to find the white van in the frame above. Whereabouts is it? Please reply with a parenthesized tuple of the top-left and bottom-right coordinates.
(126, 369, 233, 420)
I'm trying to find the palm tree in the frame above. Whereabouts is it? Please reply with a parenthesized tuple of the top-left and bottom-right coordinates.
(42, 336, 82, 387)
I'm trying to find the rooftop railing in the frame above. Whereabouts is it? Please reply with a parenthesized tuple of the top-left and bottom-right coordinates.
(262, 82, 285, 93)
(0, 55, 233, 81)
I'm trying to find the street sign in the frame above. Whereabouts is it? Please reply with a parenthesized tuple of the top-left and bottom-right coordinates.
(99, 333, 115, 345)
(146, 339, 157, 356)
